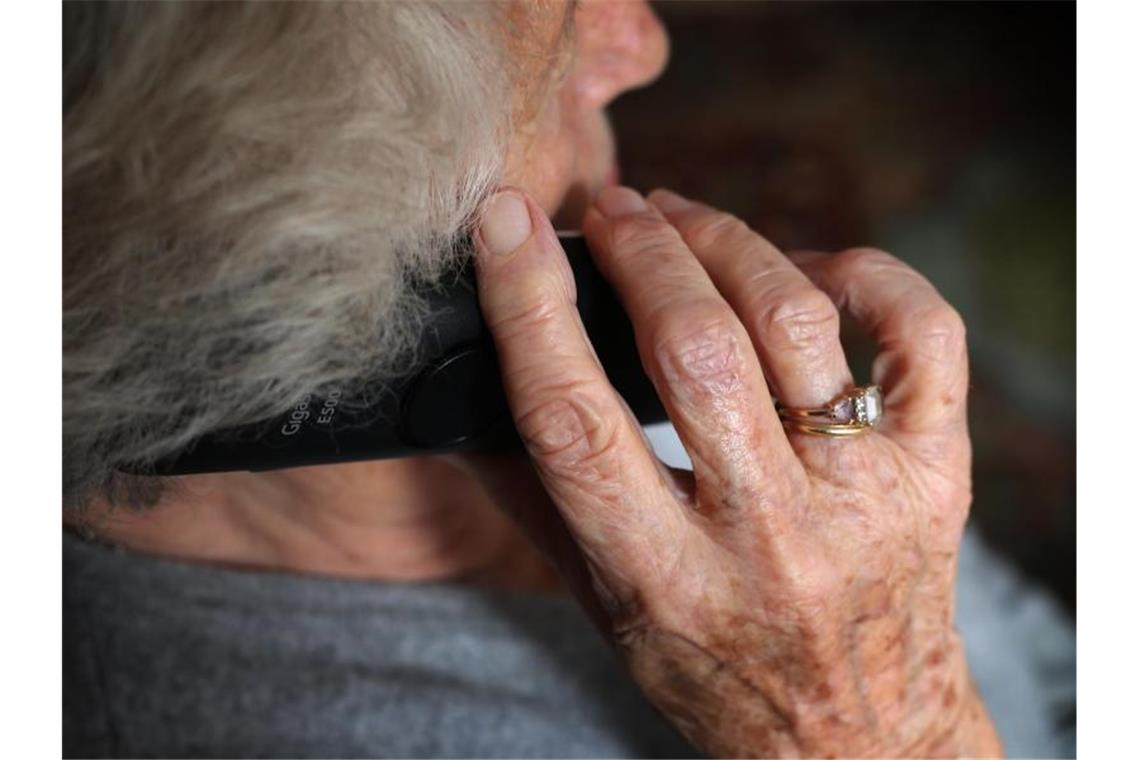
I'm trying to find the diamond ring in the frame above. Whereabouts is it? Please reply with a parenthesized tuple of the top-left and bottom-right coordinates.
(774, 385, 883, 438)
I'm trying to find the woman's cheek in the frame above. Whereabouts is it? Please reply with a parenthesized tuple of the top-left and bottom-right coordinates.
(515, 142, 577, 217)
(503, 92, 581, 218)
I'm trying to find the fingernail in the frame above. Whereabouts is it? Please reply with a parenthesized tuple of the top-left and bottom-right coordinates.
(596, 186, 648, 217)
(648, 188, 692, 214)
(480, 191, 533, 256)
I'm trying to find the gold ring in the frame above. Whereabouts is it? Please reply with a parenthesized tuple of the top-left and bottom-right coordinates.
(774, 385, 883, 438)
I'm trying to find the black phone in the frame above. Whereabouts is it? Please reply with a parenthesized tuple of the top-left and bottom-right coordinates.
(140, 233, 667, 475)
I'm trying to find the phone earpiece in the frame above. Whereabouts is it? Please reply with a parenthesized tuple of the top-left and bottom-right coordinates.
(137, 233, 665, 475)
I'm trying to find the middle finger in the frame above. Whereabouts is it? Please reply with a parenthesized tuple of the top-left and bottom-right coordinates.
(581, 186, 802, 510)
(647, 189, 854, 412)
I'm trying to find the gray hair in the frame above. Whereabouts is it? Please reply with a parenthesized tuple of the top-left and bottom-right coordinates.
(64, 2, 558, 509)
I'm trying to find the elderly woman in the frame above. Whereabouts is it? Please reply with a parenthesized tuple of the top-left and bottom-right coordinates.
(64, 2, 1073, 758)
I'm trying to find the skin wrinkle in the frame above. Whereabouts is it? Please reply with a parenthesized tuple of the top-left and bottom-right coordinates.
(656, 319, 749, 399)
(761, 288, 842, 356)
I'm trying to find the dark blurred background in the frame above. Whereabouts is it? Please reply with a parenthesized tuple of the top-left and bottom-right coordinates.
(611, 1, 1074, 613)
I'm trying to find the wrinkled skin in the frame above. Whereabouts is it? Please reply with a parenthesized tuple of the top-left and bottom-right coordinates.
(455, 185, 1003, 757)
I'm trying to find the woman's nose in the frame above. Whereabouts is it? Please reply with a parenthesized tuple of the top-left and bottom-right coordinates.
(574, 0, 670, 111)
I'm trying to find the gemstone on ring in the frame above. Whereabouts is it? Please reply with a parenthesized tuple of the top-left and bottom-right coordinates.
(826, 386, 882, 425)
(853, 385, 883, 426)
(830, 398, 854, 423)
(774, 384, 883, 438)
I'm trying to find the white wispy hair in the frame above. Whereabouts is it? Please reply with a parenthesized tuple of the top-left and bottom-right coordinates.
(63, 2, 523, 509)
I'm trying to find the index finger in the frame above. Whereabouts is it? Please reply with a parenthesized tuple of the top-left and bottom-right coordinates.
(473, 189, 690, 605)
(580, 187, 802, 516)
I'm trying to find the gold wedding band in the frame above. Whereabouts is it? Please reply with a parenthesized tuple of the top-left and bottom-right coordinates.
(774, 385, 883, 438)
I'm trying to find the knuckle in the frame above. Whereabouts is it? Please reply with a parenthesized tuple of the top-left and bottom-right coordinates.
(485, 283, 567, 341)
(755, 286, 840, 351)
(608, 212, 680, 256)
(834, 246, 901, 278)
(515, 387, 624, 478)
(911, 304, 967, 361)
(653, 313, 749, 398)
(683, 210, 751, 250)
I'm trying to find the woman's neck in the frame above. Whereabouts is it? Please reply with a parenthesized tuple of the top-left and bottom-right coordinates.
(70, 458, 564, 593)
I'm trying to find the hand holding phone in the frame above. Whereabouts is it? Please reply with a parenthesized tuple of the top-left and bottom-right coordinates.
(462, 185, 1000, 759)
